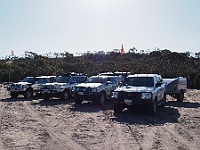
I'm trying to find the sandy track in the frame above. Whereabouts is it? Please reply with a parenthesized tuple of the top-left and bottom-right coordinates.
(0, 85, 200, 150)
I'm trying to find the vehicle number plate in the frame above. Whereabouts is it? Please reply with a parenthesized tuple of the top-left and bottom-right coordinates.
(124, 99, 132, 105)
(44, 89, 51, 93)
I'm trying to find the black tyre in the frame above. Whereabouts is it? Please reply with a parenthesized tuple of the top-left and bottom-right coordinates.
(75, 98, 82, 104)
(23, 88, 33, 98)
(43, 94, 50, 100)
(62, 90, 70, 100)
(148, 100, 157, 115)
(96, 92, 106, 106)
(11, 92, 18, 98)
(177, 91, 184, 102)
(113, 103, 123, 113)
(160, 93, 166, 108)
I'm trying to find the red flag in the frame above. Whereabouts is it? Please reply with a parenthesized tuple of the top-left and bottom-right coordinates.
(121, 44, 124, 54)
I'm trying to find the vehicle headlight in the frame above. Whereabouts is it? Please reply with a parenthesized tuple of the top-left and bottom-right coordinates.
(7, 85, 11, 89)
(22, 85, 27, 88)
(141, 93, 152, 99)
(71, 86, 75, 92)
(60, 85, 65, 89)
(111, 92, 118, 98)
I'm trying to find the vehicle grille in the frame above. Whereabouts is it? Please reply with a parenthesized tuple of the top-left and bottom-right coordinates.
(120, 92, 141, 100)
(77, 87, 87, 92)
(11, 84, 21, 89)
(42, 85, 53, 89)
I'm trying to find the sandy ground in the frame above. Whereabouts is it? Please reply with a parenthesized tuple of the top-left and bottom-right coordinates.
(0, 84, 199, 150)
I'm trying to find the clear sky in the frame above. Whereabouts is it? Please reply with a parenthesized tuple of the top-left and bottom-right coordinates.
(0, 0, 200, 58)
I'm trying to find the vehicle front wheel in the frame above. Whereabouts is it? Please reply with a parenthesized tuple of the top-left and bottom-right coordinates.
(62, 90, 70, 100)
(75, 98, 82, 104)
(11, 92, 18, 98)
(43, 94, 50, 100)
(176, 91, 184, 102)
(160, 94, 166, 108)
(23, 89, 33, 98)
(113, 103, 123, 113)
(96, 92, 106, 106)
(148, 100, 157, 115)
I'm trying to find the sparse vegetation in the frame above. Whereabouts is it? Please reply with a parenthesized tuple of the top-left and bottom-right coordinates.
(1, 49, 200, 88)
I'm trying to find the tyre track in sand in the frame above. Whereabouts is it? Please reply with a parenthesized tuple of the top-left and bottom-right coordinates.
(102, 107, 200, 150)
(32, 100, 113, 150)
(159, 124, 200, 150)
(141, 108, 200, 150)
(22, 101, 87, 150)
(102, 118, 157, 150)
(31, 100, 120, 150)
(101, 108, 145, 150)
(0, 88, 199, 150)
(0, 102, 6, 150)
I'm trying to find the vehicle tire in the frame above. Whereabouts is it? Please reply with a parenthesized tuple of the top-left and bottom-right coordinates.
(11, 92, 18, 98)
(113, 103, 123, 113)
(23, 88, 33, 98)
(148, 99, 157, 115)
(43, 94, 50, 100)
(160, 93, 166, 108)
(75, 98, 82, 104)
(96, 92, 106, 106)
(62, 90, 70, 100)
(177, 91, 184, 102)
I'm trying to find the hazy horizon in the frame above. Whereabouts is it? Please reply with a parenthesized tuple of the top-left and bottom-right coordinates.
(1, 0, 200, 58)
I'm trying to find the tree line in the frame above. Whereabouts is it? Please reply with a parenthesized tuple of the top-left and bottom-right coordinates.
(0, 49, 200, 89)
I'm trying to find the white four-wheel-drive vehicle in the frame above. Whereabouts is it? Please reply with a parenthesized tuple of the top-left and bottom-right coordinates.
(8, 76, 55, 98)
(40, 73, 87, 100)
(74, 75, 120, 105)
(111, 74, 166, 114)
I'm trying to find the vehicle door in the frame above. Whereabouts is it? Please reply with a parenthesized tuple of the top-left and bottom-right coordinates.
(32, 78, 48, 91)
(105, 77, 118, 97)
(156, 76, 164, 102)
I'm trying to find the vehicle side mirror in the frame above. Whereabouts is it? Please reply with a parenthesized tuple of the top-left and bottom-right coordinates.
(156, 82, 161, 87)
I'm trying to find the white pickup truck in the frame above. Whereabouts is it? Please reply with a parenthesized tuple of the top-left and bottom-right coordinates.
(111, 74, 166, 114)
(74, 75, 120, 105)
(7, 76, 55, 98)
(163, 77, 187, 102)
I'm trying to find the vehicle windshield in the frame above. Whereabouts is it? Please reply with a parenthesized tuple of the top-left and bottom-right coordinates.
(85, 77, 106, 84)
(124, 77, 154, 87)
(22, 77, 35, 83)
(49, 77, 56, 83)
(36, 78, 48, 84)
(70, 76, 87, 83)
(56, 76, 71, 83)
